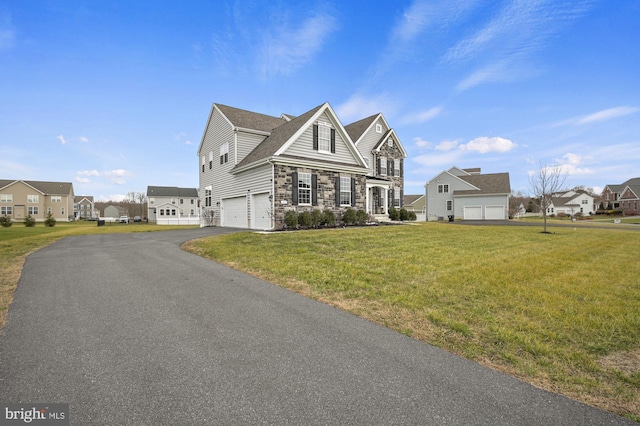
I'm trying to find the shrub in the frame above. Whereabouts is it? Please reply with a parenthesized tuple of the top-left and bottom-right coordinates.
(44, 212, 56, 227)
(388, 207, 400, 221)
(310, 209, 323, 228)
(321, 210, 336, 227)
(355, 209, 368, 225)
(408, 211, 417, 221)
(342, 208, 357, 225)
(399, 208, 410, 221)
(298, 210, 311, 228)
(0, 214, 12, 227)
(24, 214, 36, 227)
(284, 210, 298, 228)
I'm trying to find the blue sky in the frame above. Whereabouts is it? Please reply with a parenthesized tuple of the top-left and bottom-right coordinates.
(1, 0, 638, 201)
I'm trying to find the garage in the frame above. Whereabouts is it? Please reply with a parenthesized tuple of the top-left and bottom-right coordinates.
(485, 205, 505, 220)
(463, 206, 482, 220)
(252, 193, 272, 230)
(222, 196, 247, 228)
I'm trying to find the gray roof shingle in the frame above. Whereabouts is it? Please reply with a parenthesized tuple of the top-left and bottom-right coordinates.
(455, 173, 511, 195)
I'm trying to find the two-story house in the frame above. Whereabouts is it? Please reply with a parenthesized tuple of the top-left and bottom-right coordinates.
(74, 195, 95, 219)
(197, 102, 406, 230)
(0, 179, 74, 222)
(425, 167, 510, 221)
(546, 190, 595, 217)
(602, 177, 640, 215)
(147, 186, 200, 224)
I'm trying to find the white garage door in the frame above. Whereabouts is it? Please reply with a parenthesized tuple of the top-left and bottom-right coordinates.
(485, 205, 505, 220)
(222, 196, 247, 228)
(464, 206, 482, 220)
(252, 193, 272, 230)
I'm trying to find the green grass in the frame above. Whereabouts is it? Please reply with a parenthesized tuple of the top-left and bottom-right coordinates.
(184, 223, 640, 421)
(0, 220, 198, 330)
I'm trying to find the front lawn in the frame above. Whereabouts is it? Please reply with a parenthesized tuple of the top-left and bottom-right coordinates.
(184, 223, 640, 421)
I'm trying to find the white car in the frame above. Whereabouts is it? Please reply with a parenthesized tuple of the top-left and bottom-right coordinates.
(119, 216, 129, 223)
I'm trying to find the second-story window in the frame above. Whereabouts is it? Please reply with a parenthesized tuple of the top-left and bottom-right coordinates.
(220, 142, 229, 164)
(27, 195, 39, 203)
(394, 160, 400, 176)
(438, 184, 449, 193)
(379, 157, 387, 175)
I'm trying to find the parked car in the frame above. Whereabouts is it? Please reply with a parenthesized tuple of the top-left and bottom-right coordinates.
(119, 216, 129, 223)
(133, 216, 142, 222)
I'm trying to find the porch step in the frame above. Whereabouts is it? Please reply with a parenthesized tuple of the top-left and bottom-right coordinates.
(372, 214, 391, 223)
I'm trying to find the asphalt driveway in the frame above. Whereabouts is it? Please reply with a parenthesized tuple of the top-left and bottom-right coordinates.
(0, 228, 634, 425)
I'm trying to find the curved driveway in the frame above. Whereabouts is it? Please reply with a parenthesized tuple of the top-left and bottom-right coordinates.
(0, 228, 633, 425)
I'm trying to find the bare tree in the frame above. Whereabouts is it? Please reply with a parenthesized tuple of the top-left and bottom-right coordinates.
(528, 162, 568, 233)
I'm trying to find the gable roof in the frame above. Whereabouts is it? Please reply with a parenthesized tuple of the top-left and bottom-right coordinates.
(147, 186, 198, 197)
(74, 195, 94, 203)
(403, 194, 424, 205)
(0, 179, 73, 195)
(234, 103, 368, 172)
(216, 103, 286, 133)
(454, 173, 511, 196)
(372, 128, 408, 157)
(235, 104, 325, 169)
(344, 114, 379, 143)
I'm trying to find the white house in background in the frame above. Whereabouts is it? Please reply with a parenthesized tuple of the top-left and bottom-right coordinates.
(74, 195, 95, 219)
(547, 190, 595, 217)
(147, 186, 200, 225)
(425, 167, 511, 221)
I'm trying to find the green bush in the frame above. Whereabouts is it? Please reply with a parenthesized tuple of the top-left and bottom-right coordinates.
(24, 214, 36, 227)
(388, 207, 400, 221)
(356, 209, 368, 225)
(321, 210, 336, 227)
(342, 208, 357, 225)
(284, 210, 298, 228)
(44, 212, 56, 227)
(0, 215, 12, 227)
(310, 209, 323, 228)
(408, 210, 417, 221)
(298, 210, 311, 228)
(399, 208, 410, 221)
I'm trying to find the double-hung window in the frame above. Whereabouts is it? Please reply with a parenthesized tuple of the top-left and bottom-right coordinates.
(298, 173, 312, 205)
(28, 206, 38, 215)
(446, 200, 452, 211)
(318, 124, 331, 152)
(394, 186, 401, 207)
(27, 195, 39, 203)
(394, 160, 400, 176)
(1, 206, 12, 215)
(204, 187, 212, 207)
(379, 157, 387, 175)
(340, 177, 351, 206)
(438, 184, 449, 193)
(220, 142, 229, 164)
(0, 194, 12, 203)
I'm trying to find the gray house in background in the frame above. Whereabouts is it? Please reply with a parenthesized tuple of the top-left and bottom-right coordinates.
(147, 186, 199, 225)
(426, 167, 511, 221)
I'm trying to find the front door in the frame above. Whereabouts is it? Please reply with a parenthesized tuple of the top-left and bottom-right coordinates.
(14, 205, 25, 220)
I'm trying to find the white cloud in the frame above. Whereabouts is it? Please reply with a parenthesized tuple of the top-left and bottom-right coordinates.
(79, 136, 89, 143)
(414, 151, 463, 168)
(576, 106, 639, 125)
(57, 135, 67, 145)
(435, 139, 460, 151)
(259, 10, 338, 78)
(557, 152, 594, 176)
(185, 140, 193, 145)
(459, 136, 516, 153)
(75, 177, 91, 184)
(77, 170, 100, 177)
(401, 106, 443, 124)
(103, 169, 133, 185)
(413, 137, 430, 148)
(335, 93, 396, 122)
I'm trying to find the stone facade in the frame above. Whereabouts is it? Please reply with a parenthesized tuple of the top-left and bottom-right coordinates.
(273, 164, 366, 229)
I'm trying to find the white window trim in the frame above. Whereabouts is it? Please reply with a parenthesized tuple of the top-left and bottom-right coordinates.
(298, 172, 312, 205)
(340, 177, 351, 206)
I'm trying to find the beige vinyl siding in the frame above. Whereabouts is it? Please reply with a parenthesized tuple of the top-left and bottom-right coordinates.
(285, 112, 360, 166)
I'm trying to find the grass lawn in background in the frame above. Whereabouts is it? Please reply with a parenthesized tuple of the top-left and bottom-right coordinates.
(0, 220, 198, 331)
(184, 223, 640, 421)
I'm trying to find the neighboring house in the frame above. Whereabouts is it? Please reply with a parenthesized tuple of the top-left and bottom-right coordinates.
(74, 195, 95, 219)
(147, 186, 200, 224)
(546, 190, 595, 217)
(0, 179, 74, 222)
(425, 167, 510, 221)
(197, 102, 406, 229)
(403, 194, 426, 221)
(602, 177, 640, 215)
(104, 205, 125, 219)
